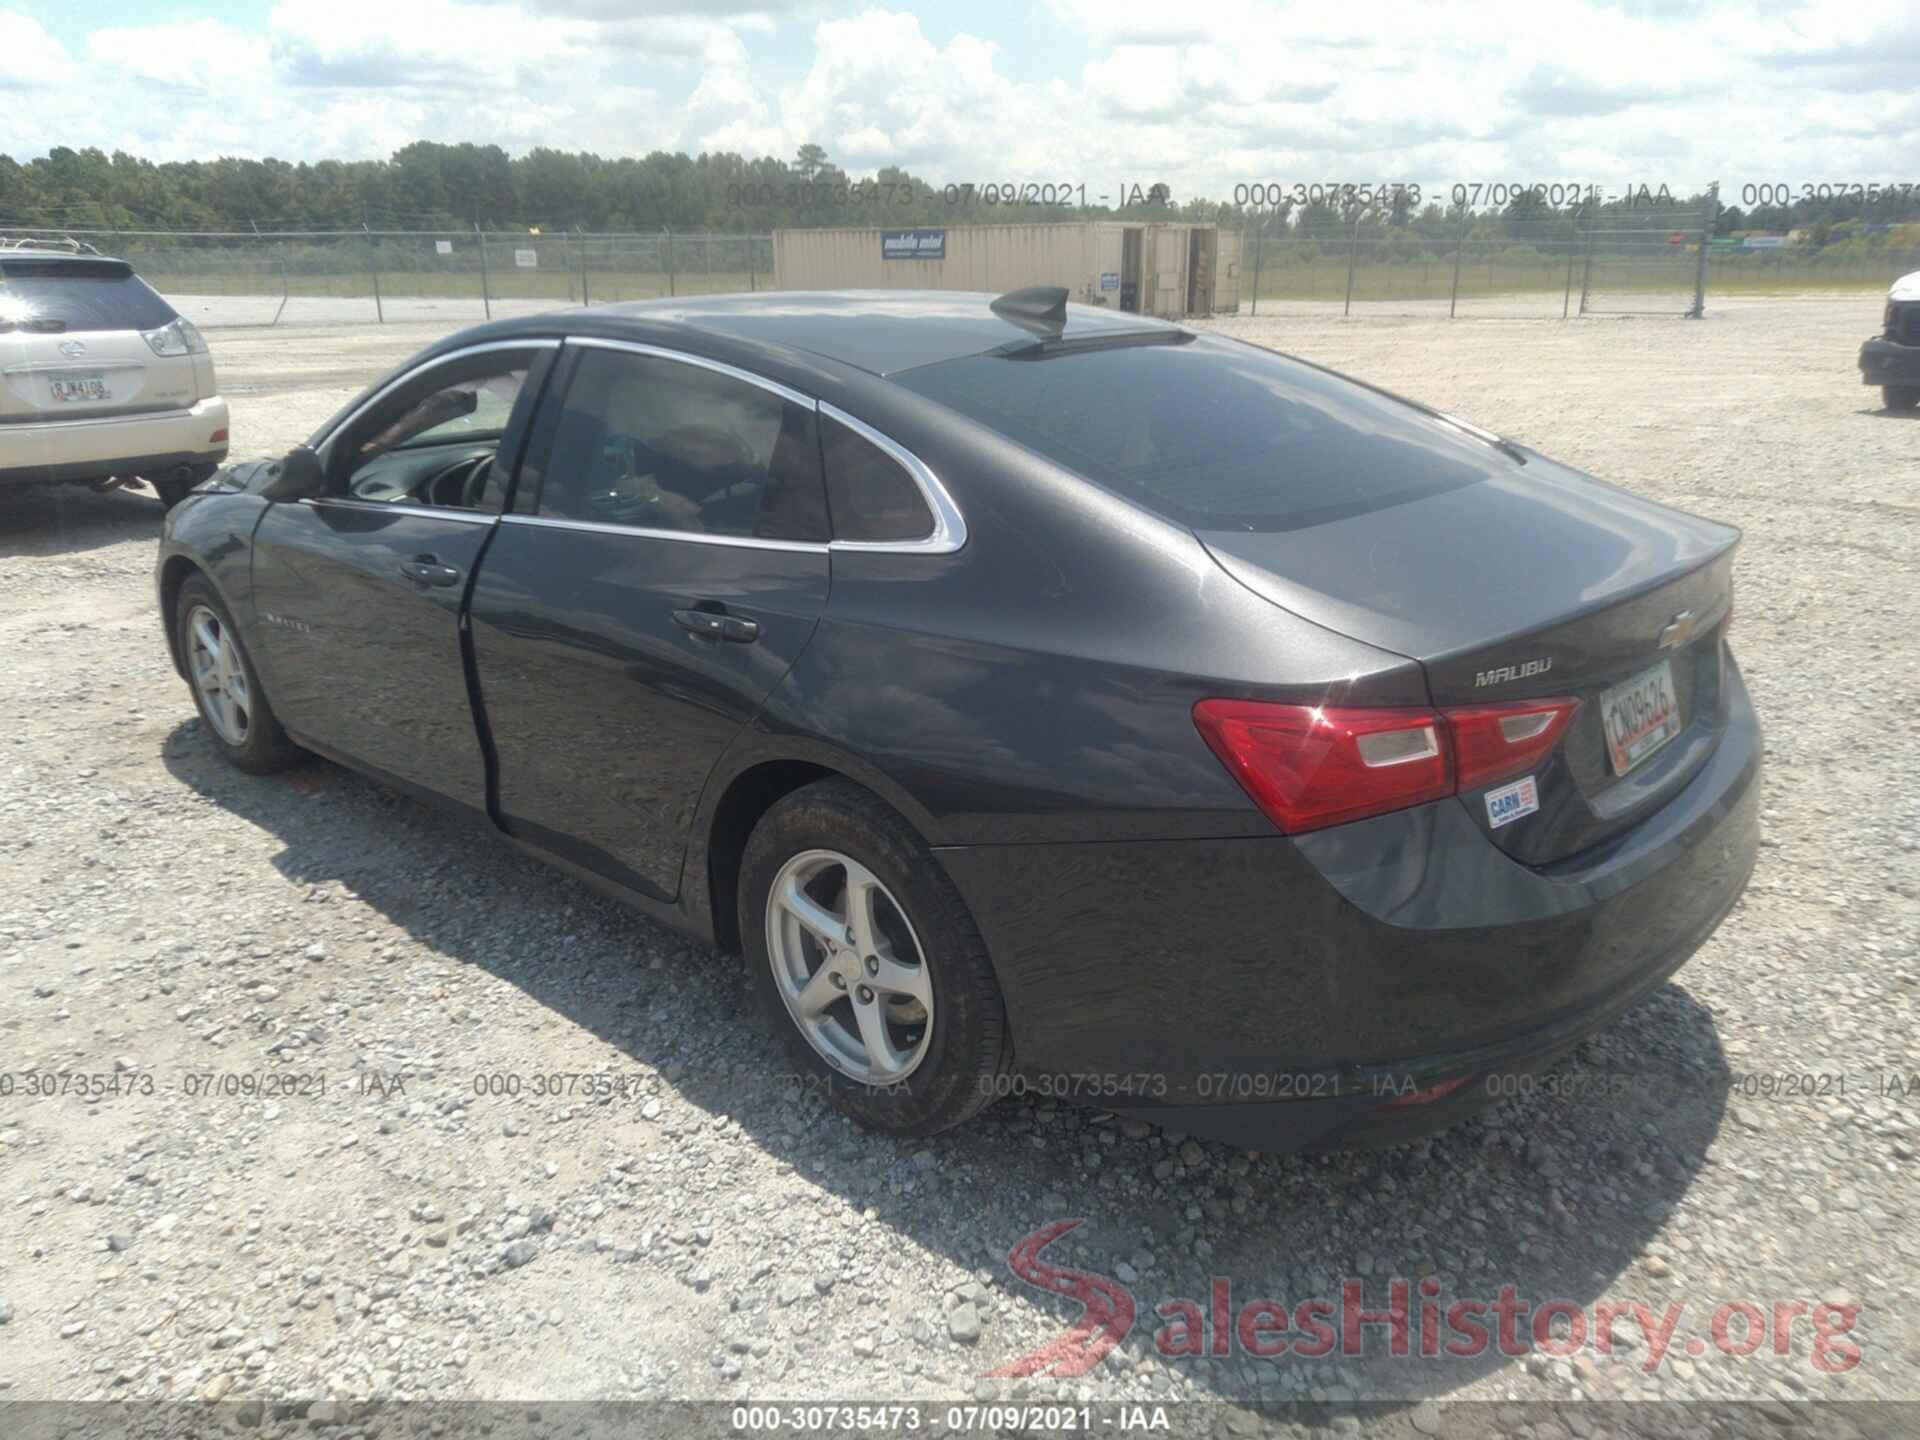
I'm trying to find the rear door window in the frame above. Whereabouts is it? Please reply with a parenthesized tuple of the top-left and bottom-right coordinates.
(536, 347, 828, 542)
(894, 334, 1502, 533)
(0, 260, 177, 334)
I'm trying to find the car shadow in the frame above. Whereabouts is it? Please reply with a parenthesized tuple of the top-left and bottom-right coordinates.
(1863, 405, 1920, 419)
(0, 480, 165, 555)
(161, 722, 1731, 1411)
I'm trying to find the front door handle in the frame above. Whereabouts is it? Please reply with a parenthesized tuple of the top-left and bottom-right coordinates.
(672, 607, 759, 643)
(400, 555, 463, 588)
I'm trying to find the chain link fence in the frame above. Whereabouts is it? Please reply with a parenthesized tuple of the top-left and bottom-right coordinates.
(0, 227, 774, 327)
(9, 208, 1916, 328)
(1240, 200, 1722, 319)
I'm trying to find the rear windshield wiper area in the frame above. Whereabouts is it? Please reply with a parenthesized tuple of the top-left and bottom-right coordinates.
(989, 328, 1195, 362)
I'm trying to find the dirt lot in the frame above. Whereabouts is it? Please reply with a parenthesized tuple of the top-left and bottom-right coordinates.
(1, 297, 1916, 1428)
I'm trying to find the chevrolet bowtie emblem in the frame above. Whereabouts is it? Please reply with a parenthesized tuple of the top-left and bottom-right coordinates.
(1657, 610, 1700, 649)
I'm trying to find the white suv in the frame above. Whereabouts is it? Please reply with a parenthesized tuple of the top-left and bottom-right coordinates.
(1, 242, 229, 508)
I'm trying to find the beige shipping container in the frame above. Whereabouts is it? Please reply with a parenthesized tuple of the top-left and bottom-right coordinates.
(772, 221, 1239, 318)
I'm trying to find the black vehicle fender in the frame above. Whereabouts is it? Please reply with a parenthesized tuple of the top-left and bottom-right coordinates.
(156, 493, 272, 679)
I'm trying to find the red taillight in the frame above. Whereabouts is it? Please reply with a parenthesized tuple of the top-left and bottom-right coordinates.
(209, 427, 229, 444)
(1194, 695, 1580, 834)
(1192, 701, 1453, 834)
(1444, 698, 1580, 791)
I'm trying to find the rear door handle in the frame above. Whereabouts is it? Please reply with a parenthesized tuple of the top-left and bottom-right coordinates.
(672, 607, 759, 643)
(400, 556, 463, 588)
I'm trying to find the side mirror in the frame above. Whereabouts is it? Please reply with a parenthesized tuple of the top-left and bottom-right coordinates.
(259, 445, 326, 501)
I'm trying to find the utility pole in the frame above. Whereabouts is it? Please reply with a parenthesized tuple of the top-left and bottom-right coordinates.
(1448, 206, 1466, 318)
(1343, 213, 1359, 317)
(1578, 208, 1598, 315)
(475, 220, 491, 319)
(364, 221, 383, 323)
(1251, 211, 1264, 317)
(1689, 182, 1718, 318)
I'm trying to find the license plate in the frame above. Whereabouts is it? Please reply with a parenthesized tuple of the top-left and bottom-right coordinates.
(50, 374, 109, 402)
(1601, 659, 1681, 775)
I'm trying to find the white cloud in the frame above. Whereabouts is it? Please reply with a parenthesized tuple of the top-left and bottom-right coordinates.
(0, 0, 1916, 212)
(0, 10, 74, 90)
(267, 0, 596, 89)
(88, 19, 272, 93)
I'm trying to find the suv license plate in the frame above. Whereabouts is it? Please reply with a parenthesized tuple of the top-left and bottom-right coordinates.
(1601, 659, 1681, 775)
(51, 374, 109, 402)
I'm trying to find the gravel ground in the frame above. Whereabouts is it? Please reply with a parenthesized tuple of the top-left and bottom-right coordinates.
(1, 296, 1916, 1428)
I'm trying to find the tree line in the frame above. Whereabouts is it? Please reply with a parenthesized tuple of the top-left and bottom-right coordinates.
(0, 141, 1226, 235)
(3, 140, 1916, 243)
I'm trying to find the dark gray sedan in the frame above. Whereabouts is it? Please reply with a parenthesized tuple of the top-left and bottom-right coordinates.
(156, 288, 1759, 1149)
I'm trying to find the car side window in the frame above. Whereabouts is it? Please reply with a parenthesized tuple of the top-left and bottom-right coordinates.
(821, 414, 935, 543)
(538, 348, 828, 542)
(330, 355, 535, 512)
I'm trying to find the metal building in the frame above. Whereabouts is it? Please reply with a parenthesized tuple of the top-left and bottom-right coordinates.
(772, 221, 1240, 318)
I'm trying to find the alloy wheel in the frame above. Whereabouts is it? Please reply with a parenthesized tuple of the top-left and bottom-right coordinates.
(765, 848, 933, 1084)
(187, 604, 251, 746)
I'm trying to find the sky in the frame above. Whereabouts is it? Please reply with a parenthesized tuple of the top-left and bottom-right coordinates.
(3, 0, 1918, 203)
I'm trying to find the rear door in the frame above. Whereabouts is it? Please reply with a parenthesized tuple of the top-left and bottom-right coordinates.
(1214, 230, 1241, 313)
(1147, 226, 1187, 317)
(467, 339, 832, 901)
(247, 341, 556, 817)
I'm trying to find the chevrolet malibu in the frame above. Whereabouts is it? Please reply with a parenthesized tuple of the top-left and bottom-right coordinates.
(155, 289, 1759, 1149)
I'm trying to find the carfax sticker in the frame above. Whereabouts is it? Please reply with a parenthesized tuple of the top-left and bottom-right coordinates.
(1485, 775, 1539, 829)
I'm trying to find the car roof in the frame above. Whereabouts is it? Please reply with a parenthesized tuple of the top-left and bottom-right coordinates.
(476, 290, 1180, 377)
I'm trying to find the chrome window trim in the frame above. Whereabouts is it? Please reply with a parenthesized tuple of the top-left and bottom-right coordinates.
(500, 512, 828, 554)
(563, 335, 814, 410)
(300, 497, 496, 526)
(817, 402, 967, 556)
(316, 338, 561, 464)
(395, 335, 972, 557)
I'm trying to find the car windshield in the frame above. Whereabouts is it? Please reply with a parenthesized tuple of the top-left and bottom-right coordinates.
(0, 259, 177, 334)
(895, 335, 1505, 533)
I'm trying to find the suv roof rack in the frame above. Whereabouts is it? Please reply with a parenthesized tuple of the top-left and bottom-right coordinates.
(0, 235, 105, 256)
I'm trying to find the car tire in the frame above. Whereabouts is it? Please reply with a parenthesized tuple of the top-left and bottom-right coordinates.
(174, 575, 301, 774)
(1884, 385, 1920, 412)
(739, 778, 1010, 1137)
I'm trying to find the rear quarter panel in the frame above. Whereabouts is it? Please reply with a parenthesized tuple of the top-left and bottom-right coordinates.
(751, 378, 1430, 847)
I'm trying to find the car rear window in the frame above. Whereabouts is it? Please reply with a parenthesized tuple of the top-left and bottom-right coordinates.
(893, 334, 1502, 533)
(0, 259, 177, 334)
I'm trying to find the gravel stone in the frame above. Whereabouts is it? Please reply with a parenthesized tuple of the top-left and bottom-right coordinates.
(947, 1305, 982, 1345)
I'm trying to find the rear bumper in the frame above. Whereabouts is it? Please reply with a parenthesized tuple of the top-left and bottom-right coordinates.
(0, 396, 228, 486)
(936, 656, 1761, 1150)
(1859, 338, 1920, 386)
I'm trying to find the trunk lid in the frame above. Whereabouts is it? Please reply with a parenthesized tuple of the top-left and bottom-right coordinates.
(1202, 455, 1739, 864)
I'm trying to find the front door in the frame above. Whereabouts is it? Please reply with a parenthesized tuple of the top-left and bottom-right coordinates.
(468, 340, 832, 900)
(247, 343, 554, 816)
